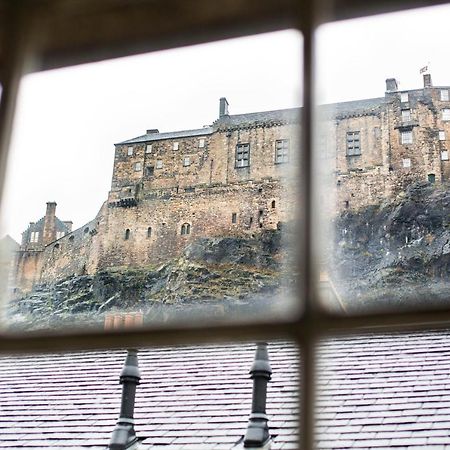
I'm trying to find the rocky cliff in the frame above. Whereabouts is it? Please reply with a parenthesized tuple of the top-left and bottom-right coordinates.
(332, 181, 450, 312)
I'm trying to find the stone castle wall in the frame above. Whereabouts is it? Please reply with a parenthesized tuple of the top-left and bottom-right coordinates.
(13, 81, 450, 292)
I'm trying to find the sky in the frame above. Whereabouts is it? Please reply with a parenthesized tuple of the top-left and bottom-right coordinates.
(2, 2, 450, 241)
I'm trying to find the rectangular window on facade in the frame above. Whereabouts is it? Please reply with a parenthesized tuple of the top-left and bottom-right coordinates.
(439, 130, 446, 141)
(232, 213, 237, 224)
(441, 90, 449, 101)
(156, 160, 163, 169)
(403, 158, 411, 168)
(443, 109, 450, 121)
(346, 131, 361, 156)
(400, 92, 409, 102)
(134, 162, 142, 171)
(401, 109, 411, 122)
(146, 166, 154, 176)
(275, 139, 290, 163)
(199, 138, 205, 148)
(235, 143, 250, 168)
(401, 130, 413, 144)
(146, 144, 152, 154)
(183, 156, 190, 167)
(441, 151, 449, 161)
(30, 231, 39, 243)
(173, 142, 179, 150)
(127, 146, 133, 156)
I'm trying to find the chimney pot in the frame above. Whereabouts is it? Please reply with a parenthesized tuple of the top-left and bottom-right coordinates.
(219, 97, 229, 118)
(385, 78, 398, 93)
(146, 129, 159, 134)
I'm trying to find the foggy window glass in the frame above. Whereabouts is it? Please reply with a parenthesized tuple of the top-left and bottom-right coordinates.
(315, 4, 450, 314)
(1, 30, 302, 332)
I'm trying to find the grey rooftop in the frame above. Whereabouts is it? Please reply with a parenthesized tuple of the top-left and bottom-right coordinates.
(3, 331, 450, 448)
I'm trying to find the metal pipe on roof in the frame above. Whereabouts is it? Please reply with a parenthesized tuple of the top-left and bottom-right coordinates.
(109, 349, 141, 450)
(243, 342, 272, 448)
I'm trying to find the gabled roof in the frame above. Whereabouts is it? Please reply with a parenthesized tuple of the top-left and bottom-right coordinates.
(25, 216, 72, 234)
(4, 331, 450, 449)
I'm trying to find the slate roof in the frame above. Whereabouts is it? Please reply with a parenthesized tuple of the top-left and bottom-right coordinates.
(3, 330, 450, 449)
(118, 96, 387, 144)
(118, 127, 214, 145)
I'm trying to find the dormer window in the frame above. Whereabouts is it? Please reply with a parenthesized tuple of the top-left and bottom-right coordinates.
(127, 146, 133, 156)
(30, 231, 39, 243)
(400, 92, 409, 103)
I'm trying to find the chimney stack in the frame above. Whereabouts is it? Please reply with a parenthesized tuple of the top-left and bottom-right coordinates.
(423, 73, 432, 88)
(219, 97, 229, 118)
(43, 202, 57, 246)
(146, 129, 159, 134)
(385, 78, 398, 93)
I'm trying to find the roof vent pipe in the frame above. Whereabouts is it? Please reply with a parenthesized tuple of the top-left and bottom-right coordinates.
(109, 349, 141, 450)
(243, 342, 272, 448)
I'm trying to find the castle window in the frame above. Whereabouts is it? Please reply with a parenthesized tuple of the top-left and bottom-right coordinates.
(146, 144, 152, 154)
(442, 109, 450, 121)
(441, 90, 449, 101)
(146, 166, 154, 176)
(56, 231, 65, 240)
(402, 158, 411, 168)
(275, 139, 289, 163)
(30, 231, 39, 243)
(180, 223, 191, 235)
(401, 130, 413, 144)
(428, 173, 436, 184)
(69, 235, 74, 242)
(400, 92, 408, 102)
(147, 227, 152, 238)
(439, 130, 446, 141)
(401, 109, 411, 122)
(54, 243, 60, 250)
(441, 151, 449, 161)
(124, 229, 130, 240)
(134, 162, 142, 171)
(173, 142, 179, 150)
(346, 131, 361, 156)
(84, 227, 89, 234)
(236, 143, 250, 168)
(156, 160, 163, 169)
(127, 146, 133, 156)
(271, 200, 276, 208)
(232, 213, 237, 224)
(183, 156, 190, 167)
(199, 138, 205, 148)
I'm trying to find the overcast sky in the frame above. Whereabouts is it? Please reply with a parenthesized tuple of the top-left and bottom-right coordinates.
(1, 3, 450, 241)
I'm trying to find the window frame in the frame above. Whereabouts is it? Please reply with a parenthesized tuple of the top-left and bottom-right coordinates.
(346, 131, 361, 156)
(235, 143, 250, 168)
(401, 129, 413, 144)
(1, 4, 450, 450)
(275, 138, 290, 164)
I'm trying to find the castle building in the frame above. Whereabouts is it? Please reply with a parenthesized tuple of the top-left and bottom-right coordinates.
(13, 73, 450, 293)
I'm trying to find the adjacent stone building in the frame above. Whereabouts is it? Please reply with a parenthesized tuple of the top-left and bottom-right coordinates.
(13, 73, 450, 292)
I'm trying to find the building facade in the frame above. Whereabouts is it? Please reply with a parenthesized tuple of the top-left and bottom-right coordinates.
(13, 74, 450, 292)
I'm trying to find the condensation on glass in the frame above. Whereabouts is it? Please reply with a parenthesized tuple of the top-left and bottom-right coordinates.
(314, 4, 450, 314)
(0, 30, 303, 332)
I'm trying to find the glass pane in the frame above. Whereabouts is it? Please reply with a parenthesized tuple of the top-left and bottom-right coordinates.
(1, 30, 302, 332)
(0, 341, 299, 448)
(315, 5, 450, 314)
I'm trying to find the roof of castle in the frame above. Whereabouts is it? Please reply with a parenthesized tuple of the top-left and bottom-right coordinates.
(117, 96, 389, 144)
(24, 216, 72, 234)
(2, 330, 450, 448)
